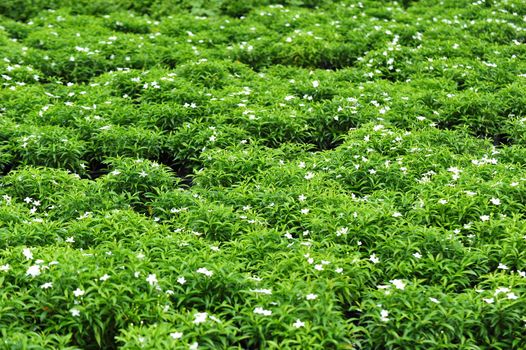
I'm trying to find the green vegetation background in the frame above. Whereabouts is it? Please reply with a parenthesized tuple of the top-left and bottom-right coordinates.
(1, 0, 526, 349)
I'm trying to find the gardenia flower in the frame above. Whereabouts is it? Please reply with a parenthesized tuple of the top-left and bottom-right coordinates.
(23, 248, 33, 260)
(170, 332, 183, 340)
(196, 267, 213, 277)
(369, 254, 380, 264)
(507, 292, 519, 300)
(380, 309, 389, 322)
(336, 227, 349, 236)
(254, 307, 272, 316)
(304, 172, 315, 180)
(490, 198, 501, 205)
(70, 308, 80, 317)
(497, 263, 509, 270)
(293, 319, 305, 328)
(40, 282, 53, 289)
(146, 274, 158, 285)
(250, 289, 272, 295)
(390, 279, 406, 290)
(26, 265, 41, 277)
(193, 312, 208, 324)
(494, 287, 510, 295)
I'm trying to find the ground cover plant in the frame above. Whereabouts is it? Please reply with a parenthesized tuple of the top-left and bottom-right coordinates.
(1, 0, 526, 348)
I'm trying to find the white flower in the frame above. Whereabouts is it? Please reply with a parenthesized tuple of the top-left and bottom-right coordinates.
(293, 319, 305, 328)
(65, 236, 75, 243)
(490, 198, 501, 205)
(301, 208, 310, 215)
(494, 287, 510, 295)
(306, 293, 318, 300)
(170, 332, 183, 340)
(40, 282, 53, 289)
(197, 267, 213, 277)
(99, 274, 110, 281)
(23, 248, 33, 260)
(254, 307, 272, 316)
(336, 227, 349, 236)
(298, 194, 307, 201)
(189, 342, 199, 350)
(390, 279, 406, 290)
(146, 274, 158, 286)
(507, 292, 519, 300)
(480, 215, 490, 222)
(497, 263, 509, 270)
(304, 172, 315, 180)
(483, 298, 494, 304)
(70, 308, 80, 317)
(193, 312, 208, 324)
(251, 289, 272, 295)
(392, 212, 402, 218)
(380, 309, 389, 322)
(314, 264, 323, 271)
(177, 276, 186, 285)
(73, 288, 85, 297)
(284, 95, 295, 101)
(26, 265, 41, 277)
(429, 297, 440, 304)
(209, 315, 222, 323)
(312, 80, 319, 88)
(369, 254, 380, 264)
(413, 252, 422, 259)
(0, 264, 10, 272)
(438, 199, 448, 205)
(335, 267, 343, 274)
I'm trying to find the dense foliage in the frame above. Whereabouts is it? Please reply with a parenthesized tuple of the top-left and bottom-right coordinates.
(1, 0, 526, 348)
